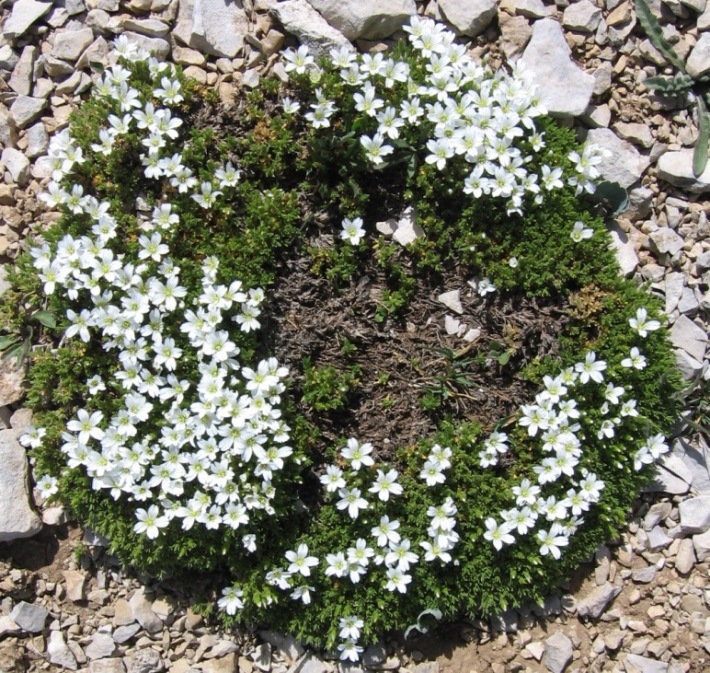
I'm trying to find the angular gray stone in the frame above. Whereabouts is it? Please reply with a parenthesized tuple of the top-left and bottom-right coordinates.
(129, 590, 163, 634)
(519, 19, 595, 118)
(438, 0, 497, 37)
(675, 538, 696, 573)
(265, 0, 351, 52)
(1, 148, 31, 186)
(670, 315, 708, 362)
(119, 18, 170, 38)
(646, 526, 672, 552)
(9, 602, 48, 633)
(258, 631, 305, 663)
(671, 436, 710, 494)
(648, 228, 685, 256)
(665, 271, 685, 314)
(90, 659, 127, 673)
(86, 633, 117, 660)
(51, 28, 94, 62)
(631, 565, 657, 583)
(586, 128, 648, 189)
(438, 290, 463, 314)
(121, 32, 170, 60)
(308, 0, 416, 40)
(692, 528, 710, 562)
(63, 570, 88, 602)
(0, 430, 41, 543)
(0, 45, 19, 70)
(49, 630, 79, 670)
(614, 121, 654, 149)
(544, 631, 573, 673)
(576, 582, 621, 619)
(562, 0, 602, 33)
(0, 616, 22, 638)
(113, 623, 141, 644)
(678, 495, 710, 534)
(9, 46, 36, 96)
(625, 654, 668, 673)
(658, 150, 710, 193)
(26, 122, 49, 159)
(174, 0, 249, 58)
(10, 95, 46, 129)
(125, 648, 163, 673)
(674, 348, 705, 381)
(392, 206, 424, 246)
(686, 32, 710, 79)
(3, 0, 52, 39)
(607, 222, 638, 277)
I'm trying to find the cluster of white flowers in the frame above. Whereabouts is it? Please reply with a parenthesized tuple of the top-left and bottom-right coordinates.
(24, 39, 298, 550)
(481, 307, 667, 558)
(283, 16, 606, 224)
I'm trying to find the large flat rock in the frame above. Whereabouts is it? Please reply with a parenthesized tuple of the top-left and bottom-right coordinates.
(519, 18, 595, 118)
(0, 429, 41, 542)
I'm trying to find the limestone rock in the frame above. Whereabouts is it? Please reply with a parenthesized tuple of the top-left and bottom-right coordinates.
(499, 14, 532, 60)
(9, 46, 36, 96)
(175, 0, 249, 58)
(658, 150, 710, 193)
(125, 648, 164, 673)
(544, 631, 573, 673)
(625, 653, 669, 673)
(258, 631, 305, 663)
(438, 290, 463, 314)
(586, 128, 648, 189)
(121, 32, 170, 60)
(678, 495, 710, 534)
(90, 659, 127, 673)
(607, 222, 639, 277)
(63, 570, 88, 602)
(9, 602, 48, 633)
(675, 538, 696, 573)
(670, 315, 708, 362)
(693, 528, 710, 561)
(10, 95, 46, 129)
(265, 0, 350, 52)
(129, 589, 163, 634)
(562, 0, 602, 33)
(438, 0, 497, 37)
(86, 633, 117, 660)
(1, 148, 31, 186)
(649, 228, 685, 256)
(576, 582, 621, 619)
(686, 32, 710, 79)
(306, 0, 416, 40)
(52, 28, 95, 62)
(0, 429, 42, 543)
(49, 631, 79, 670)
(519, 19, 595, 118)
(3, 0, 53, 39)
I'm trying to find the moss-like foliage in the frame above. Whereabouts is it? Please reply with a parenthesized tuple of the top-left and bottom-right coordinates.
(0, 25, 683, 654)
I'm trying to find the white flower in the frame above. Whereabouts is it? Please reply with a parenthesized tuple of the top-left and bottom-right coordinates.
(285, 543, 319, 577)
(368, 468, 403, 501)
(67, 409, 105, 444)
(621, 346, 647, 370)
(341, 438, 374, 471)
(483, 517, 515, 551)
(217, 585, 244, 615)
(385, 567, 411, 593)
(338, 640, 363, 662)
(336, 487, 368, 519)
(371, 515, 401, 547)
(629, 307, 661, 337)
(570, 221, 593, 242)
(339, 615, 364, 641)
(133, 505, 169, 539)
(320, 465, 346, 492)
(360, 133, 394, 165)
(537, 524, 569, 559)
(340, 217, 366, 245)
(575, 351, 606, 384)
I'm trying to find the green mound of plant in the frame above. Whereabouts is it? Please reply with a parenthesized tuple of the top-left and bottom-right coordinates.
(2, 19, 682, 657)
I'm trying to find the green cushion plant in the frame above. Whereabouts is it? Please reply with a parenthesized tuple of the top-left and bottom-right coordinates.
(2, 17, 682, 657)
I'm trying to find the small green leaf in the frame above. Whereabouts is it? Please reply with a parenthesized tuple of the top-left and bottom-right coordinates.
(693, 96, 709, 178)
(635, 0, 687, 73)
(591, 181, 629, 216)
(33, 310, 57, 329)
(0, 335, 19, 350)
(90, 61, 105, 74)
(498, 351, 511, 366)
